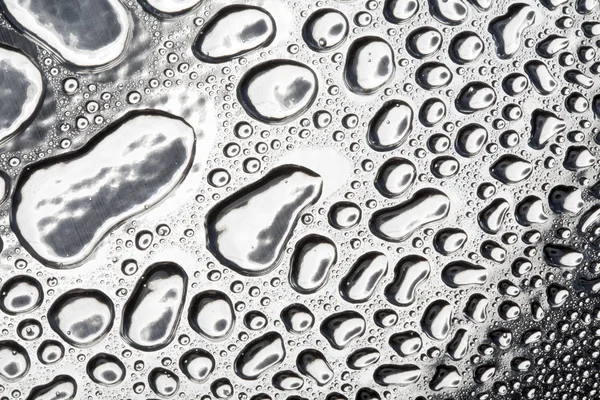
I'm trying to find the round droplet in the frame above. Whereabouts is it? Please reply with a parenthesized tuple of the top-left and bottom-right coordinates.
(303, 9, 349, 52)
(455, 82, 497, 114)
(17, 318, 43, 341)
(208, 168, 231, 188)
(449, 32, 484, 64)
(87, 353, 126, 386)
(281, 303, 315, 334)
(329, 202, 361, 230)
(374, 309, 398, 328)
(503, 73, 529, 96)
(189, 290, 235, 340)
(149, 368, 179, 398)
(272, 370, 304, 390)
(455, 124, 488, 157)
(135, 230, 153, 250)
(431, 156, 460, 178)
(48, 289, 114, 347)
(121, 259, 138, 276)
(180, 349, 215, 383)
(434, 228, 467, 255)
(407, 27, 442, 58)
(416, 62, 453, 89)
(212, 377, 234, 399)
(244, 310, 268, 330)
(384, 0, 419, 24)
(0, 340, 29, 382)
(0, 275, 43, 315)
(37, 340, 64, 365)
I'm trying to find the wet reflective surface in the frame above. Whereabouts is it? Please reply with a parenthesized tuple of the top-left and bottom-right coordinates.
(0, 0, 599, 399)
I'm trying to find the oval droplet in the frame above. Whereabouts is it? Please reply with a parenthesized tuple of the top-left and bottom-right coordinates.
(86, 353, 125, 386)
(234, 332, 286, 380)
(193, 5, 276, 63)
(478, 198, 510, 234)
(389, 330, 422, 356)
(441, 261, 487, 288)
(383, 0, 419, 24)
(289, 235, 337, 294)
(367, 100, 414, 151)
(320, 311, 366, 349)
(433, 228, 467, 255)
(121, 262, 187, 351)
(419, 98, 446, 127)
(347, 348, 380, 370)
(329, 202, 361, 230)
(238, 61, 318, 124)
(281, 303, 315, 334)
(428, 0, 468, 25)
(406, 27, 442, 58)
(416, 62, 453, 90)
(455, 82, 497, 114)
(0, 340, 29, 382)
(345, 36, 395, 95)
(421, 299, 453, 341)
(490, 155, 532, 184)
(148, 368, 179, 398)
(449, 32, 484, 64)
(455, 123, 488, 158)
(374, 158, 416, 198)
(339, 251, 388, 303)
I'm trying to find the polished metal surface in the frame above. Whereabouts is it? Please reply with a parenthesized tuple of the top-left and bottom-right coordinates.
(0, 0, 599, 399)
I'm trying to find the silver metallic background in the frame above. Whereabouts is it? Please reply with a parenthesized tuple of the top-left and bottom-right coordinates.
(0, 0, 599, 399)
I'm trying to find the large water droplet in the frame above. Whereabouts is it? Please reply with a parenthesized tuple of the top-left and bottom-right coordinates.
(0, 46, 44, 144)
(12, 112, 195, 268)
(206, 165, 322, 276)
(2, 0, 130, 68)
